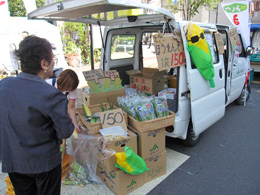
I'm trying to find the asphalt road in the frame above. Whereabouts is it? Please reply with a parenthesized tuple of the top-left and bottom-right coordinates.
(149, 72, 260, 195)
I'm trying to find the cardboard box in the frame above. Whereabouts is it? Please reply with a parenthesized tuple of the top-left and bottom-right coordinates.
(98, 130, 138, 171)
(144, 150, 167, 183)
(128, 126, 165, 159)
(167, 75, 177, 88)
(83, 88, 125, 106)
(127, 68, 166, 95)
(97, 163, 144, 195)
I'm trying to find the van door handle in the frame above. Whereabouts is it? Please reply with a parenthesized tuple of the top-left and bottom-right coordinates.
(219, 69, 223, 78)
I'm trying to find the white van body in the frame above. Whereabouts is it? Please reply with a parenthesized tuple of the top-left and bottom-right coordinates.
(28, 0, 251, 146)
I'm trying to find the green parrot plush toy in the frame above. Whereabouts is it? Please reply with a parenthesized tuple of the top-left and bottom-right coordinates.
(186, 23, 215, 88)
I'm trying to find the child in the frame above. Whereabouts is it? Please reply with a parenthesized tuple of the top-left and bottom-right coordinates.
(46, 69, 80, 132)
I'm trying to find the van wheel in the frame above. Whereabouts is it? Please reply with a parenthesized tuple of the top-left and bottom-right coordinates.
(181, 121, 200, 147)
(235, 85, 251, 105)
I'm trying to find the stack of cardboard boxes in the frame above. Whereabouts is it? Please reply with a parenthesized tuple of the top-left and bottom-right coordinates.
(128, 126, 167, 183)
(75, 68, 175, 195)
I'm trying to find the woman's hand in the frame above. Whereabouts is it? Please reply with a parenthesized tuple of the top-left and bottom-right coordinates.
(74, 124, 80, 133)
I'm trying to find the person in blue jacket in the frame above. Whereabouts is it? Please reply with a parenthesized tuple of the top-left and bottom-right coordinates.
(0, 35, 74, 195)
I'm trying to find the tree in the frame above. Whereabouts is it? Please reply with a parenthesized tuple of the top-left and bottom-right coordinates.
(167, 0, 220, 21)
(8, 0, 45, 16)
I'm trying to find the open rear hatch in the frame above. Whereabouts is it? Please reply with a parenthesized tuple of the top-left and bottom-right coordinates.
(28, 0, 175, 26)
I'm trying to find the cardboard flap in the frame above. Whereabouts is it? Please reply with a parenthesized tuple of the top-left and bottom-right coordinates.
(142, 68, 166, 77)
(126, 69, 142, 76)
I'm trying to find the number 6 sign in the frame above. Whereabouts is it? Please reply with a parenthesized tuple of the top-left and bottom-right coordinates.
(99, 108, 127, 131)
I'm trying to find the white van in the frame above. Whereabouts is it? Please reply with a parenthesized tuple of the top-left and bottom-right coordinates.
(28, 0, 253, 146)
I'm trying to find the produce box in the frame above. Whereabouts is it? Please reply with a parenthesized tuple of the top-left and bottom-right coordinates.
(167, 75, 177, 88)
(82, 69, 125, 106)
(77, 103, 128, 134)
(128, 126, 165, 159)
(61, 154, 74, 180)
(128, 111, 175, 133)
(98, 130, 137, 171)
(97, 163, 144, 195)
(83, 88, 125, 106)
(126, 68, 166, 95)
(144, 150, 167, 183)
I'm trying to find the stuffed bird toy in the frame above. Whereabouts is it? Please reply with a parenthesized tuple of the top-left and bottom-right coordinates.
(186, 23, 215, 88)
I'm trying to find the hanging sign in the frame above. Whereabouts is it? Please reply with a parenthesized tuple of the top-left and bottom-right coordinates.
(153, 31, 186, 71)
(214, 32, 224, 54)
(228, 28, 241, 52)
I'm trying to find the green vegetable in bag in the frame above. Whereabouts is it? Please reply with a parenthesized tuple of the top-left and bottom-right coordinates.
(134, 101, 156, 121)
(115, 146, 149, 175)
(151, 97, 169, 118)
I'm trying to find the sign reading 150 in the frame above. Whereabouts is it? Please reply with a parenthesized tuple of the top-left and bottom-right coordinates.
(99, 108, 127, 130)
(161, 52, 185, 68)
(102, 112, 123, 125)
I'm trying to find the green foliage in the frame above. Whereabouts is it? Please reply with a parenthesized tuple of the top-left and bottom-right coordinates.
(60, 22, 102, 65)
(9, 0, 45, 16)
(167, 0, 220, 21)
(60, 22, 89, 64)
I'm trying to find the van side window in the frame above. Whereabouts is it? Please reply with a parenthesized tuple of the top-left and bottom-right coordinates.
(238, 34, 246, 57)
(218, 30, 229, 66)
(111, 34, 135, 60)
(204, 33, 219, 64)
(190, 32, 219, 69)
(142, 32, 158, 68)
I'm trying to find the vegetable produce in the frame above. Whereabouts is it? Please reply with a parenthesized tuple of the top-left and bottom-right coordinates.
(151, 96, 169, 118)
(117, 92, 170, 121)
(82, 103, 92, 117)
(135, 100, 156, 121)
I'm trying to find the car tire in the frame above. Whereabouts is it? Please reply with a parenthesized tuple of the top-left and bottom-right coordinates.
(235, 85, 251, 105)
(181, 120, 201, 147)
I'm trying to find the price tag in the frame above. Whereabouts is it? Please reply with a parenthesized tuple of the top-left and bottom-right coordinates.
(99, 108, 127, 131)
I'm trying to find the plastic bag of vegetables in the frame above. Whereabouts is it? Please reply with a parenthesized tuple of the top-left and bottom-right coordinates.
(117, 96, 139, 120)
(151, 95, 169, 118)
(134, 96, 156, 121)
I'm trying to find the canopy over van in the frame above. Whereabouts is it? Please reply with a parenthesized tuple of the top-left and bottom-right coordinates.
(28, 0, 175, 27)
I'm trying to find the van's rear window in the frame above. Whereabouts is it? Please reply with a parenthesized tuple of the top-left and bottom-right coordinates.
(111, 34, 135, 60)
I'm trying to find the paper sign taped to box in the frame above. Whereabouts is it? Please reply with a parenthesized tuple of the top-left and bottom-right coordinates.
(153, 31, 186, 71)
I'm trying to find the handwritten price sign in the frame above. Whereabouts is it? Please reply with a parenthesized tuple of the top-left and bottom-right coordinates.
(214, 32, 224, 54)
(82, 69, 104, 83)
(228, 28, 241, 52)
(99, 108, 127, 131)
(153, 31, 186, 71)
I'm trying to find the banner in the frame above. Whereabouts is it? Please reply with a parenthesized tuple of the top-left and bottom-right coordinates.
(23, 0, 37, 14)
(221, 1, 250, 47)
(0, 0, 10, 17)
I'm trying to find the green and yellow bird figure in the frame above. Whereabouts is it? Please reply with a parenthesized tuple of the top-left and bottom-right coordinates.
(186, 23, 215, 88)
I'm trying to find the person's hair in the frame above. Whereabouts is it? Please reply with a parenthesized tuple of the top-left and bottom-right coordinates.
(22, 31, 29, 35)
(15, 35, 55, 75)
(57, 69, 79, 92)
